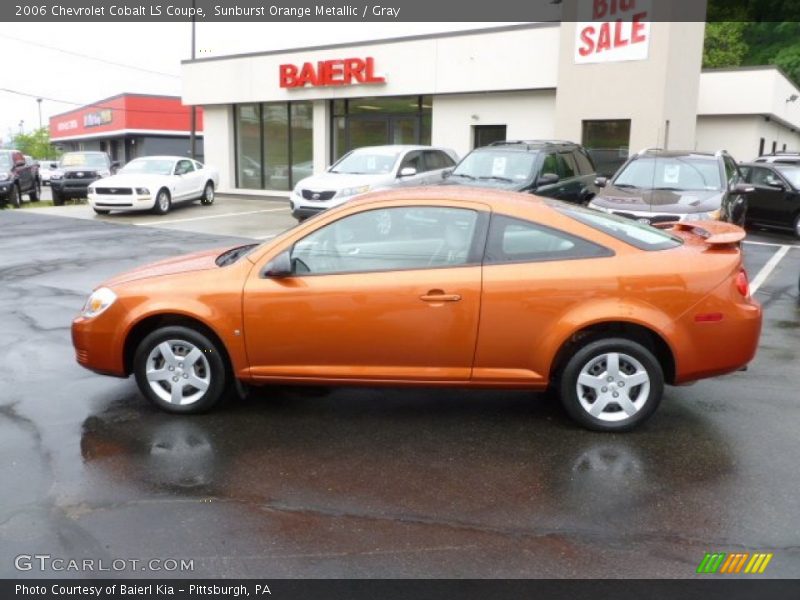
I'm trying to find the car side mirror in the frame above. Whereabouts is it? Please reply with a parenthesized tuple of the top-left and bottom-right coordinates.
(537, 172, 559, 187)
(765, 178, 785, 190)
(442, 168, 453, 179)
(594, 176, 608, 188)
(733, 182, 755, 194)
(399, 167, 417, 178)
(261, 250, 293, 278)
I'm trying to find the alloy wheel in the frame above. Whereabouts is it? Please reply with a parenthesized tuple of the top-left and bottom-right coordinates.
(145, 340, 211, 406)
(575, 352, 651, 422)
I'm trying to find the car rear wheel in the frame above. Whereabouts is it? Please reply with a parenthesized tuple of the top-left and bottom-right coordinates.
(558, 337, 664, 432)
(133, 326, 228, 414)
(29, 180, 41, 202)
(200, 181, 214, 205)
(152, 189, 171, 215)
(793, 214, 800, 239)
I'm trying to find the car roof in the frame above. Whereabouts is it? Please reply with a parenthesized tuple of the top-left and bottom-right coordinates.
(635, 149, 719, 159)
(741, 161, 800, 168)
(348, 145, 451, 153)
(128, 155, 188, 161)
(473, 140, 579, 152)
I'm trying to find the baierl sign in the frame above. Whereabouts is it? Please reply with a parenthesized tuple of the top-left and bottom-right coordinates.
(574, 0, 652, 64)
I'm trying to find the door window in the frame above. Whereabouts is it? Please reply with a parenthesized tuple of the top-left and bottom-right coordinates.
(423, 150, 455, 171)
(291, 206, 480, 275)
(176, 160, 195, 175)
(558, 153, 577, 179)
(541, 153, 559, 176)
(399, 151, 426, 174)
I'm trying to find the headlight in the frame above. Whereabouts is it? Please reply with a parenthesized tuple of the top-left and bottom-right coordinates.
(681, 209, 720, 222)
(338, 185, 371, 197)
(81, 287, 117, 318)
(87, 186, 95, 194)
(50, 172, 63, 180)
(0, 173, 10, 181)
(97, 169, 110, 178)
(135, 187, 149, 195)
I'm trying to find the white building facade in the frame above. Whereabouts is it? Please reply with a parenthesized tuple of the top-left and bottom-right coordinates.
(181, 21, 800, 197)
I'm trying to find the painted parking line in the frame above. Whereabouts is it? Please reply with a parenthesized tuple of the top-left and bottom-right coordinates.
(141, 207, 289, 226)
(744, 240, 800, 249)
(750, 245, 792, 294)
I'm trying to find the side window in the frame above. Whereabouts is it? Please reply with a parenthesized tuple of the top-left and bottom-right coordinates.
(176, 160, 195, 175)
(399, 151, 425, 174)
(291, 206, 480, 275)
(574, 149, 596, 175)
(740, 166, 752, 182)
(723, 157, 739, 186)
(194, 161, 204, 170)
(484, 214, 612, 264)
(541, 153, 559, 176)
(424, 150, 455, 171)
(558, 152, 577, 179)
(748, 167, 771, 186)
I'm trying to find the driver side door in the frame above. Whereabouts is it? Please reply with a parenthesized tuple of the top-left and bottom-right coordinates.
(242, 204, 487, 382)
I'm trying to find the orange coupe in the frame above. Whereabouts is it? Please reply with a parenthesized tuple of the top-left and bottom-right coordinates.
(72, 187, 762, 431)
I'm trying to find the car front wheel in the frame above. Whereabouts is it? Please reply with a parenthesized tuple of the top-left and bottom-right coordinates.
(133, 326, 228, 414)
(200, 181, 214, 205)
(152, 189, 171, 215)
(558, 337, 664, 432)
(793, 213, 800, 239)
(9, 184, 21, 208)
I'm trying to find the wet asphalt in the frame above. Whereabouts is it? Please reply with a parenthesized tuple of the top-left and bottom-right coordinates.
(0, 208, 799, 579)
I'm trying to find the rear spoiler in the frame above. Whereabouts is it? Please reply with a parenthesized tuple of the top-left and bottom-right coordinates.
(662, 221, 746, 246)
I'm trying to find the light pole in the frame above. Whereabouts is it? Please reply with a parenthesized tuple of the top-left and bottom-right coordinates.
(36, 98, 42, 130)
(189, 0, 197, 159)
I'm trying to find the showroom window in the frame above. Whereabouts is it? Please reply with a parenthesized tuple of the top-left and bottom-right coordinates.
(582, 119, 631, 177)
(473, 125, 507, 148)
(330, 96, 432, 161)
(234, 101, 312, 191)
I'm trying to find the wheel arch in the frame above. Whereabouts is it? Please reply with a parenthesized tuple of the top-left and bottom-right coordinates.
(549, 320, 677, 385)
(123, 313, 233, 378)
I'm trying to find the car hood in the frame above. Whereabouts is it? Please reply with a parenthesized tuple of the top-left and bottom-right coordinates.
(593, 185, 724, 214)
(296, 172, 390, 191)
(102, 247, 229, 287)
(91, 173, 167, 187)
(440, 176, 526, 191)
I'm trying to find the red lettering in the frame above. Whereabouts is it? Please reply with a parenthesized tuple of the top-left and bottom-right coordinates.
(364, 57, 385, 84)
(631, 12, 647, 43)
(279, 64, 298, 88)
(578, 26, 596, 56)
(593, 0, 608, 19)
(613, 20, 628, 47)
(328, 60, 345, 85)
(620, 0, 636, 10)
(596, 22, 612, 52)
(298, 62, 318, 87)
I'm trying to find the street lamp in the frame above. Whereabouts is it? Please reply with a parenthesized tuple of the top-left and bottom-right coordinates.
(36, 98, 42, 130)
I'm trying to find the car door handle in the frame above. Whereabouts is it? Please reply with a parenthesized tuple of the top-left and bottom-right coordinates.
(420, 291, 462, 302)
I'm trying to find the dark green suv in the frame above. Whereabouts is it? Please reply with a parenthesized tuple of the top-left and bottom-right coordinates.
(444, 140, 599, 204)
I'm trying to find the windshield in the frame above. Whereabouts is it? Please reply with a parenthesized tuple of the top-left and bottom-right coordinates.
(452, 150, 537, 182)
(331, 150, 400, 175)
(552, 201, 683, 251)
(120, 158, 174, 176)
(60, 153, 109, 168)
(774, 165, 800, 189)
(614, 156, 722, 191)
(0, 154, 11, 169)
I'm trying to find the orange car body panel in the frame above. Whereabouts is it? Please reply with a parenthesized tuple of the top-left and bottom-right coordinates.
(72, 187, 762, 389)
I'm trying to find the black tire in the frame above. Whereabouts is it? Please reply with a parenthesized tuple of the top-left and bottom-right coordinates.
(29, 179, 41, 201)
(93, 208, 110, 215)
(52, 190, 65, 206)
(9, 184, 21, 208)
(152, 188, 171, 215)
(793, 213, 800, 240)
(200, 181, 215, 205)
(558, 337, 664, 432)
(133, 325, 228, 414)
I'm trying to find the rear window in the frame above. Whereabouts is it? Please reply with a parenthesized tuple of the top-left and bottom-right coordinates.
(552, 202, 683, 251)
(614, 156, 722, 191)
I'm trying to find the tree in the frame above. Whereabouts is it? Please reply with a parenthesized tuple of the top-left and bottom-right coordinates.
(13, 127, 57, 160)
(703, 22, 749, 68)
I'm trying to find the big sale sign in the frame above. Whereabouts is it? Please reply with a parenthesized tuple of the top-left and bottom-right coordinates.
(574, 0, 652, 64)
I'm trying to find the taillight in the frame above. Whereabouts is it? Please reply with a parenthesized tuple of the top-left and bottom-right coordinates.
(735, 268, 750, 298)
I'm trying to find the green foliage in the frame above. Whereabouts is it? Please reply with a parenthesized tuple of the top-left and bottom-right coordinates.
(13, 128, 58, 160)
(703, 22, 749, 68)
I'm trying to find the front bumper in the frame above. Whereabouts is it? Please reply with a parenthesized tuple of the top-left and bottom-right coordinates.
(591, 205, 719, 225)
(0, 181, 12, 198)
(51, 177, 100, 198)
(88, 192, 154, 211)
(71, 312, 127, 377)
(290, 191, 350, 220)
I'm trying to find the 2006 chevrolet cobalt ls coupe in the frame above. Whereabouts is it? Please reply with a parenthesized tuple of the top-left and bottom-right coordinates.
(72, 187, 762, 432)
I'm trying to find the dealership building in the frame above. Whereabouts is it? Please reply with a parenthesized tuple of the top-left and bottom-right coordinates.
(181, 18, 800, 196)
(49, 93, 204, 163)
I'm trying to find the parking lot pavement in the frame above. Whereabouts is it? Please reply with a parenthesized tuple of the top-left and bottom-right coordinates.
(23, 189, 295, 239)
(0, 209, 799, 578)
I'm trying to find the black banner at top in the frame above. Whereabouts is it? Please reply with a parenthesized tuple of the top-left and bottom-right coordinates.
(1, 0, 755, 23)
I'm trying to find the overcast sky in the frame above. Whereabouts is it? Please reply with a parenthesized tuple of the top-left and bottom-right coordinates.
(0, 22, 522, 147)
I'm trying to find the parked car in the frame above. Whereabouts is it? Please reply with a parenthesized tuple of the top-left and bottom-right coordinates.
(589, 149, 752, 226)
(72, 187, 761, 432)
(753, 152, 800, 165)
(723, 162, 800, 237)
(0, 149, 41, 208)
(50, 151, 118, 206)
(445, 140, 598, 205)
(24, 155, 40, 185)
(290, 145, 458, 221)
(87, 156, 219, 215)
(39, 160, 59, 185)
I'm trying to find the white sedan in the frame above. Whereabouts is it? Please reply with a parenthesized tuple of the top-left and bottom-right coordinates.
(87, 156, 219, 215)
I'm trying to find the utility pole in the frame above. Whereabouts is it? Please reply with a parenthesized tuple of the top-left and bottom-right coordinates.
(189, 0, 197, 159)
(37, 98, 43, 130)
